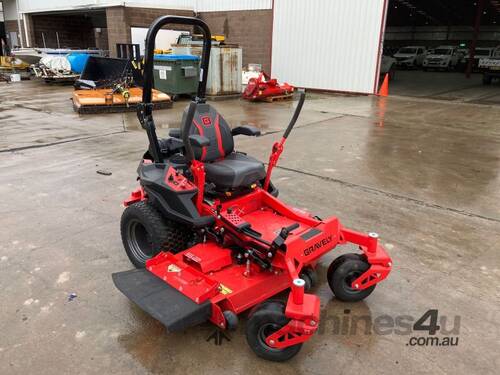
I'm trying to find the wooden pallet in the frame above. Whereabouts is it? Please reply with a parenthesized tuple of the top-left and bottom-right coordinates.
(263, 93, 294, 102)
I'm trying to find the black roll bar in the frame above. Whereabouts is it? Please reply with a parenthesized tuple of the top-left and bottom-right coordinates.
(137, 15, 212, 163)
(182, 101, 198, 163)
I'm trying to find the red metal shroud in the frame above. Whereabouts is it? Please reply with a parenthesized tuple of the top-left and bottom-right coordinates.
(123, 186, 146, 207)
(242, 72, 295, 101)
(143, 187, 392, 339)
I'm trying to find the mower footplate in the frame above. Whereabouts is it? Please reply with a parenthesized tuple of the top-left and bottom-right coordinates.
(112, 269, 212, 332)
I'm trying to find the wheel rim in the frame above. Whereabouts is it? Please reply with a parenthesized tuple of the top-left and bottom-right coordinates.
(342, 270, 364, 295)
(257, 323, 282, 352)
(127, 219, 153, 262)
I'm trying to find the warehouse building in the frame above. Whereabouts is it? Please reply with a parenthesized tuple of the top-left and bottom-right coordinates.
(2, 0, 499, 95)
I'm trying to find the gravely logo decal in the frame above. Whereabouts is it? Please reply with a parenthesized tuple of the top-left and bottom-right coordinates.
(303, 235, 332, 256)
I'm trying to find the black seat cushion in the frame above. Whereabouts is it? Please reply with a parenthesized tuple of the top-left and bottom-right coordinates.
(204, 153, 266, 189)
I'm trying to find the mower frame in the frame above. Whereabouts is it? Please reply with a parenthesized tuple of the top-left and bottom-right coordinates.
(117, 15, 392, 359)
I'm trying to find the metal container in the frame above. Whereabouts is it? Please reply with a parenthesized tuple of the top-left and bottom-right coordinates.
(152, 54, 200, 99)
(172, 45, 242, 96)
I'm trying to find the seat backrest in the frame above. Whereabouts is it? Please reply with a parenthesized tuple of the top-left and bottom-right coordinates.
(180, 103, 234, 162)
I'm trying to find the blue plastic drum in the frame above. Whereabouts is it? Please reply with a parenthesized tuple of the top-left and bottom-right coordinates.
(67, 53, 91, 74)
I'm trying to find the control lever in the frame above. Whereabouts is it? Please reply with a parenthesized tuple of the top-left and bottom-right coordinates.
(269, 223, 300, 257)
(280, 223, 300, 238)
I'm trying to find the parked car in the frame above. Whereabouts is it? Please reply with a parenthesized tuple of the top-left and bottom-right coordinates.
(478, 46, 500, 84)
(422, 46, 461, 71)
(456, 47, 469, 58)
(459, 47, 493, 71)
(393, 46, 427, 68)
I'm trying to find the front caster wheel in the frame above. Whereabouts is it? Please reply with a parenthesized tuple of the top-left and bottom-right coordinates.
(300, 267, 318, 291)
(327, 253, 375, 302)
(246, 301, 302, 362)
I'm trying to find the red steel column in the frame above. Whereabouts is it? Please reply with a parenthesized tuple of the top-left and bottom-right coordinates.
(466, 0, 486, 78)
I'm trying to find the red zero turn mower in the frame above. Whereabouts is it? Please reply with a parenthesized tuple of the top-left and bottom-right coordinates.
(242, 72, 295, 101)
(113, 16, 392, 362)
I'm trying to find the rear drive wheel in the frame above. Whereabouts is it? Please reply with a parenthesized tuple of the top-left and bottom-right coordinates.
(483, 74, 492, 85)
(327, 253, 375, 302)
(246, 301, 302, 362)
(120, 201, 191, 268)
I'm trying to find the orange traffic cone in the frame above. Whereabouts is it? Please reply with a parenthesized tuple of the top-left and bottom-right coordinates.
(378, 73, 389, 97)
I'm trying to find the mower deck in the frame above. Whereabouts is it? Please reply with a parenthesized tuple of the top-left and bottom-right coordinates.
(72, 88, 172, 114)
(112, 269, 212, 331)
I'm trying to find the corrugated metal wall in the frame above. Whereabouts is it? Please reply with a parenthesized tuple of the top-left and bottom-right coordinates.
(3, 0, 18, 20)
(196, 0, 271, 12)
(272, 0, 387, 94)
(16, 1, 194, 14)
(15, 0, 272, 14)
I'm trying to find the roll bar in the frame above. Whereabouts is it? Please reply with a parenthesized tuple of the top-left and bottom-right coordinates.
(137, 15, 212, 163)
(182, 101, 198, 163)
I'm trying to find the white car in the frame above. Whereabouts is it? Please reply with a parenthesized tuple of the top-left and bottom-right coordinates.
(478, 46, 500, 84)
(423, 46, 461, 71)
(393, 46, 427, 68)
(460, 47, 493, 71)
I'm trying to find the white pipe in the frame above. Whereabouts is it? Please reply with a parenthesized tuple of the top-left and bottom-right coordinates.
(23, 13, 30, 47)
(15, 0, 24, 48)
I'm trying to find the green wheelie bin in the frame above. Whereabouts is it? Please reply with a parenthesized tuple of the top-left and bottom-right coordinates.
(153, 54, 200, 100)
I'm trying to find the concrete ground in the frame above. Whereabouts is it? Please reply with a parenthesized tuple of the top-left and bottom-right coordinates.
(1, 80, 499, 375)
(390, 70, 500, 105)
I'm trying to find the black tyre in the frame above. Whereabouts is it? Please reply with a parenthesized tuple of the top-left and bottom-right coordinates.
(300, 267, 318, 291)
(483, 75, 492, 85)
(120, 201, 191, 268)
(327, 253, 375, 302)
(246, 301, 302, 362)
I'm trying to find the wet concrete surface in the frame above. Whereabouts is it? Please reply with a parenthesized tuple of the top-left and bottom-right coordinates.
(1, 80, 499, 374)
(390, 70, 500, 105)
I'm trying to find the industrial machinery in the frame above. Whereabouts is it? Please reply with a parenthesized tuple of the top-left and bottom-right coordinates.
(242, 71, 294, 102)
(72, 56, 171, 114)
(113, 16, 392, 362)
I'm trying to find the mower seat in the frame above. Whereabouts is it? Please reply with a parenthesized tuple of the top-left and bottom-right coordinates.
(181, 103, 266, 189)
(204, 153, 266, 189)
